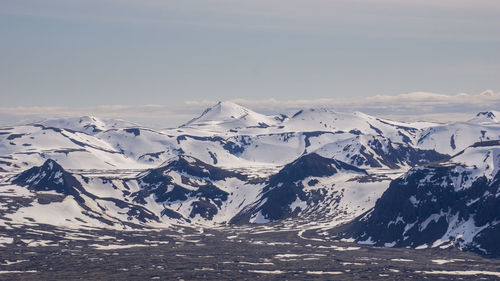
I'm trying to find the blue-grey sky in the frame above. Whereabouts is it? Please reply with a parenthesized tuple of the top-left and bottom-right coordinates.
(1, 0, 499, 108)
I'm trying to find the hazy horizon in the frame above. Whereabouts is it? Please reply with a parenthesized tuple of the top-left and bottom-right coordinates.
(0, 90, 498, 128)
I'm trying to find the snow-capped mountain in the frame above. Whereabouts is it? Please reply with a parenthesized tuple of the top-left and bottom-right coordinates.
(13, 159, 83, 196)
(4, 155, 264, 228)
(7, 158, 159, 228)
(131, 154, 261, 224)
(181, 101, 284, 133)
(37, 115, 139, 135)
(468, 110, 500, 124)
(347, 140, 500, 256)
(1, 101, 499, 256)
(230, 153, 373, 224)
(0, 123, 148, 170)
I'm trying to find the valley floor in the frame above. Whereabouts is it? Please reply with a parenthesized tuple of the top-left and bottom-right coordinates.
(1, 223, 499, 280)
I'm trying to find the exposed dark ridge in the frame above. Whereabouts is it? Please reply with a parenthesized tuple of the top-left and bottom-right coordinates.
(161, 208, 184, 220)
(138, 151, 166, 162)
(363, 138, 449, 169)
(247, 122, 269, 128)
(291, 110, 303, 118)
(138, 155, 245, 187)
(134, 155, 242, 217)
(190, 199, 219, 220)
(268, 153, 366, 187)
(32, 124, 63, 133)
(124, 128, 140, 136)
(230, 153, 366, 224)
(275, 114, 288, 122)
(349, 129, 363, 135)
(164, 155, 246, 181)
(471, 139, 500, 147)
(12, 159, 85, 202)
(13, 159, 161, 225)
(417, 131, 432, 145)
(369, 124, 383, 135)
(476, 111, 497, 118)
(398, 131, 413, 145)
(176, 134, 225, 145)
(439, 140, 500, 164)
(303, 131, 325, 148)
(345, 159, 500, 257)
(6, 134, 25, 140)
(223, 141, 245, 155)
(82, 124, 102, 133)
(450, 134, 456, 150)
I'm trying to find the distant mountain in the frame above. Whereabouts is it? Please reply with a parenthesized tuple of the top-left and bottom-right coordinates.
(285, 109, 416, 141)
(468, 110, 500, 124)
(181, 101, 283, 131)
(36, 116, 138, 135)
(2, 102, 498, 171)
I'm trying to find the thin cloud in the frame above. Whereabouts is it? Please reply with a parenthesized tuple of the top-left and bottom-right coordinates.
(227, 90, 499, 110)
(0, 91, 497, 128)
(228, 90, 500, 122)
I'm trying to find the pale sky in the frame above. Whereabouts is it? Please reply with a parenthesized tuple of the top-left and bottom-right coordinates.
(1, 0, 500, 109)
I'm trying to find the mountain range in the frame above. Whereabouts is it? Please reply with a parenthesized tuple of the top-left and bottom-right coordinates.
(0, 102, 499, 256)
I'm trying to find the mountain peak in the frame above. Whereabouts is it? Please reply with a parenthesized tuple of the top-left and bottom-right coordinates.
(211, 101, 250, 117)
(468, 110, 500, 124)
(40, 158, 63, 171)
(181, 101, 272, 128)
(11, 159, 83, 196)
